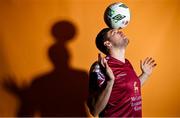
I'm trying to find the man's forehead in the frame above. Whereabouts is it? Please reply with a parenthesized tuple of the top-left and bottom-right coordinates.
(107, 29, 123, 34)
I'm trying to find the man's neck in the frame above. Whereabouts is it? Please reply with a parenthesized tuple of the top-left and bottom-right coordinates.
(110, 48, 126, 63)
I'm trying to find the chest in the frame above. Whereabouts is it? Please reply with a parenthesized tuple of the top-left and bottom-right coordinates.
(110, 64, 141, 96)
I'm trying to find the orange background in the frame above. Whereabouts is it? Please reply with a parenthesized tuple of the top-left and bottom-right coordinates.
(0, 0, 180, 116)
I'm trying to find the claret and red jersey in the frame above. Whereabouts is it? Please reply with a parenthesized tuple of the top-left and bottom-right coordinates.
(88, 55, 142, 117)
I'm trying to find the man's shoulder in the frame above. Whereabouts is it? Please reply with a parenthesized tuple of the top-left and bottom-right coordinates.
(90, 61, 101, 73)
(89, 61, 106, 88)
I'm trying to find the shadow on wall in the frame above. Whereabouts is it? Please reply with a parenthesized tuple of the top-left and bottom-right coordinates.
(3, 20, 89, 117)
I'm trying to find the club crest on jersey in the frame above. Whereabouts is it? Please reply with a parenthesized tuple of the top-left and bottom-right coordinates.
(134, 81, 139, 94)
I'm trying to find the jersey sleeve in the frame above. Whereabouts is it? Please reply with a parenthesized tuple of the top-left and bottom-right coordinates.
(87, 61, 107, 112)
(88, 61, 106, 94)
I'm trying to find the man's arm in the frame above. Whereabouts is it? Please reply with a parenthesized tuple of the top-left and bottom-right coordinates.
(139, 73, 149, 86)
(90, 79, 114, 116)
(88, 54, 115, 117)
(139, 57, 157, 86)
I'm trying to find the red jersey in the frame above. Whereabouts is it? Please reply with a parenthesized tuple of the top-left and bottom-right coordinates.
(88, 56, 142, 117)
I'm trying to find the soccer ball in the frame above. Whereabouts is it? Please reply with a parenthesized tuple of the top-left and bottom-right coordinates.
(104, 2, 130, 29)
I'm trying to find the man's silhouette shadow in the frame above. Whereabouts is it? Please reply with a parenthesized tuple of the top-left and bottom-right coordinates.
(3, 20, 88, 117)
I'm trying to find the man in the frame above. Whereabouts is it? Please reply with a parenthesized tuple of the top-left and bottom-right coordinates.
(87, 28, 157, 117)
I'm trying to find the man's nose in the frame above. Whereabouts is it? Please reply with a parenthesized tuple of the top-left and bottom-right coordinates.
(118, 31, 124, 36)
(119, 31, 123, 34)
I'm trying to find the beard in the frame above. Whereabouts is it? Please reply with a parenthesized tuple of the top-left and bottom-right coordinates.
(123, 38, 129, 47)
(118, 37, 129, 48)
(111, 37, 129, 49)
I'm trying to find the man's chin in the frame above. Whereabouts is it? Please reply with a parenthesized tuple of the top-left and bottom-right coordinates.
(118, 39, 129, 49)
(124, 40, 129, 48)
(125, 38, 129, 43)
(126, 38, 129, 46)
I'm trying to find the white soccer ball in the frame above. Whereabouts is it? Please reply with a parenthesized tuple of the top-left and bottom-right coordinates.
(104, 2, 130, 29)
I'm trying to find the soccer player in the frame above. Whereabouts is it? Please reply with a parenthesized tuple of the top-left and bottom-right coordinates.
(87, 28, 157, 117)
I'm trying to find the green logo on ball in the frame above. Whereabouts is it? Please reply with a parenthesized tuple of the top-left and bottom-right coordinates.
(107, 8, 115, 17)
(119, 4, 128, 8)
(112, 14, 126, 23)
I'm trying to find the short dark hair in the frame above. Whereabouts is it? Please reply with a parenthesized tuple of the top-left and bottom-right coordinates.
(95, 28, 111, 55)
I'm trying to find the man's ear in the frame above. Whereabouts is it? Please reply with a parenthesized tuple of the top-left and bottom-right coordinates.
(104, 41, 112, 49)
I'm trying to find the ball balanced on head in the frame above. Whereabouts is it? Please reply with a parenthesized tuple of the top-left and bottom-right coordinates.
(104, 2, 130, 29)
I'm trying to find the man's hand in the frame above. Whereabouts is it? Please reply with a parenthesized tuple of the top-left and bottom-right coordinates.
(98, 53, 115, 81)
(139, 57, 157, 86)
(140, 57, 157, 76)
